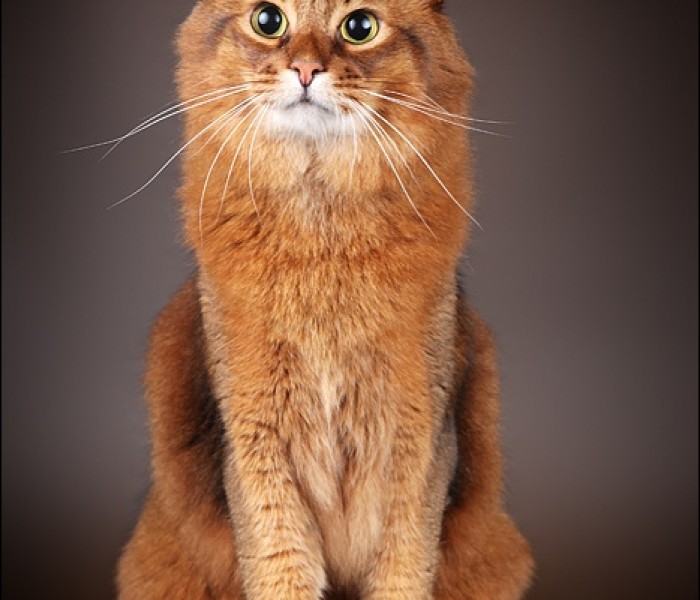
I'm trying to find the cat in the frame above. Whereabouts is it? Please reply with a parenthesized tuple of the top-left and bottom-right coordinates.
(117, 1, 534, 598)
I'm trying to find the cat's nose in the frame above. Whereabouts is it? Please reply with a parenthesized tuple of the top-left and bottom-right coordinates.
(290, 61, 324, 88)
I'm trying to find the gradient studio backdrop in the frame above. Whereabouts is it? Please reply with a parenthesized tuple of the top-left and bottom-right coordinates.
(2, 1, 697, 599)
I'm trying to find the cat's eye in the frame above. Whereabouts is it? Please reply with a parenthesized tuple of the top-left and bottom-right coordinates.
(251, 4, 288, 39)
(340, 10, 380, 45)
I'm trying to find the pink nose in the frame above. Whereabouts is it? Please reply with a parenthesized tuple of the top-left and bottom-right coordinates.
(290, 61, 324, 87)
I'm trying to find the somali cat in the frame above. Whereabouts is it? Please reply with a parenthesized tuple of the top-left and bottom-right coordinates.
(117, 0, 533, 598)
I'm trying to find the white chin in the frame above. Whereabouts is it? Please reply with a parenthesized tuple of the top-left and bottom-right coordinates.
(263, 104, 355, 141)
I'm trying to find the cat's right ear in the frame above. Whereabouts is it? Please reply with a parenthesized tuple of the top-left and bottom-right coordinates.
(429, 0, 445, 11)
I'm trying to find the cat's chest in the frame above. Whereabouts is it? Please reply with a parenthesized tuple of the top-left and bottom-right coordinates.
(207, 215, 430, 341)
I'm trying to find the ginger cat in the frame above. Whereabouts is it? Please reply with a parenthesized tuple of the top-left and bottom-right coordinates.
(117, 1, 534, 598)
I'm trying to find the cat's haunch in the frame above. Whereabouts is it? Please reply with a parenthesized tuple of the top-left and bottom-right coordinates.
(117, 1, 534, 598)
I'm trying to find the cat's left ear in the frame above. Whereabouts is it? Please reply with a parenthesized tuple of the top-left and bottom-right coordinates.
(428, 0, 445, 11)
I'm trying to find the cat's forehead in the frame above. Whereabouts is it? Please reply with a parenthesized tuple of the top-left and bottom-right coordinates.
(211, 0, 430, 20)
(282, 0, 423, 14)
(266, 0, 336, 23)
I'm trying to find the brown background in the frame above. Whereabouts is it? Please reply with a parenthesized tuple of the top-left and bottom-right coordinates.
(2, 1, 697, 599)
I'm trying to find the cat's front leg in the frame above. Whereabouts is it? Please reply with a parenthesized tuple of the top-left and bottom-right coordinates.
(365, 382, 439, 599)
(222, 391, 326, 600)
(366, 436, 436, 599)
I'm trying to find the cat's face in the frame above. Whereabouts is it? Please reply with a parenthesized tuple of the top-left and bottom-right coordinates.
(178, 0, 471, 142)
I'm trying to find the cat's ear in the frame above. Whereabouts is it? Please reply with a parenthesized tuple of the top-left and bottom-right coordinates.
(428, 0, 445, 12)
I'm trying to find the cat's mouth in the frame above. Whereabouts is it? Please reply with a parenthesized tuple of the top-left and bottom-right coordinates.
(282, 96, 333, 114)
(264, 86, 355, 140)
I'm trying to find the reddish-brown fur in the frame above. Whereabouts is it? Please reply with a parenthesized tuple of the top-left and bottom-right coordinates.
(118, 1, 534, 598)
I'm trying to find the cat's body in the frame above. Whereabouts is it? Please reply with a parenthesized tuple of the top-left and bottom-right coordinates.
(118, 1, 533, 598)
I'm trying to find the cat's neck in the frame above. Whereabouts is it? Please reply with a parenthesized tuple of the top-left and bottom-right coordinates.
(180, 131, 469, 258)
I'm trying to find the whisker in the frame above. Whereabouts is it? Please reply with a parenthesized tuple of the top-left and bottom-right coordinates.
(99, 85, 254, 160)
(363, 90, 509, 137)
(383, 90, 509, 125)
(107, 99, 252, 210)
(414, 91, 444, 112)
(383, 90, 443, 112)
(361, 106, 420, 188)
(351, 101, 435, 238)
(219, 103, 267, 221)
(197, 97, 259, 236)
(64, 85, 252, 156)
(357, 78, 417, 86)
(216, 107, 259, 223)
(360, 102, 483, 231)
(363, 90, 470, 129)
(369, 89, 476, 122)
(364, 90, 480, 126)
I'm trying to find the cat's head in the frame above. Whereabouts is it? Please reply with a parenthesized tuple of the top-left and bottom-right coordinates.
(176, 1, 476, 244)
(177, 0, 473, 142)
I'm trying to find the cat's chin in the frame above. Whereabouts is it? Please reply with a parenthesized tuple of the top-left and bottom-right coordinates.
(263, 102, 357, 142)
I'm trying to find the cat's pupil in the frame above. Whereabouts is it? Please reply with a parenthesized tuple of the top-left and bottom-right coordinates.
(346, 11, 373, 42)
(257, 6, 283, 35)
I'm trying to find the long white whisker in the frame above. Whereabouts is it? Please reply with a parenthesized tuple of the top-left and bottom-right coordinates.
(361, 102, 482, 230)
(99, 86, 253, 160)
(407, 88, 446, 112)
(64, 85, 252, 156)
(215, 121, 251, 221)
(365, 109, 420, 187)
(372, 89, 495, 123)
(220, 103, 266, 220)
(384, 90, 445, 113)
(367, 90, 492, 129)
(216, 107, 260, 222)
(384, 90, 509, 125)
(364, 91, 509, 137)
(371, 94, 486, 132)
(352, 101, 435, 238)
(107, 101, 249, 210)
(407, 90, 444, 111)
(100, 86, 254, 161)
(419, 92, 447, 112)
(197, 97, 259, 236)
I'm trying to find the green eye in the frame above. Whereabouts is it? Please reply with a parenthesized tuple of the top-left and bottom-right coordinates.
(341, 10, 380, 45)
(251, 3, 288, 39)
